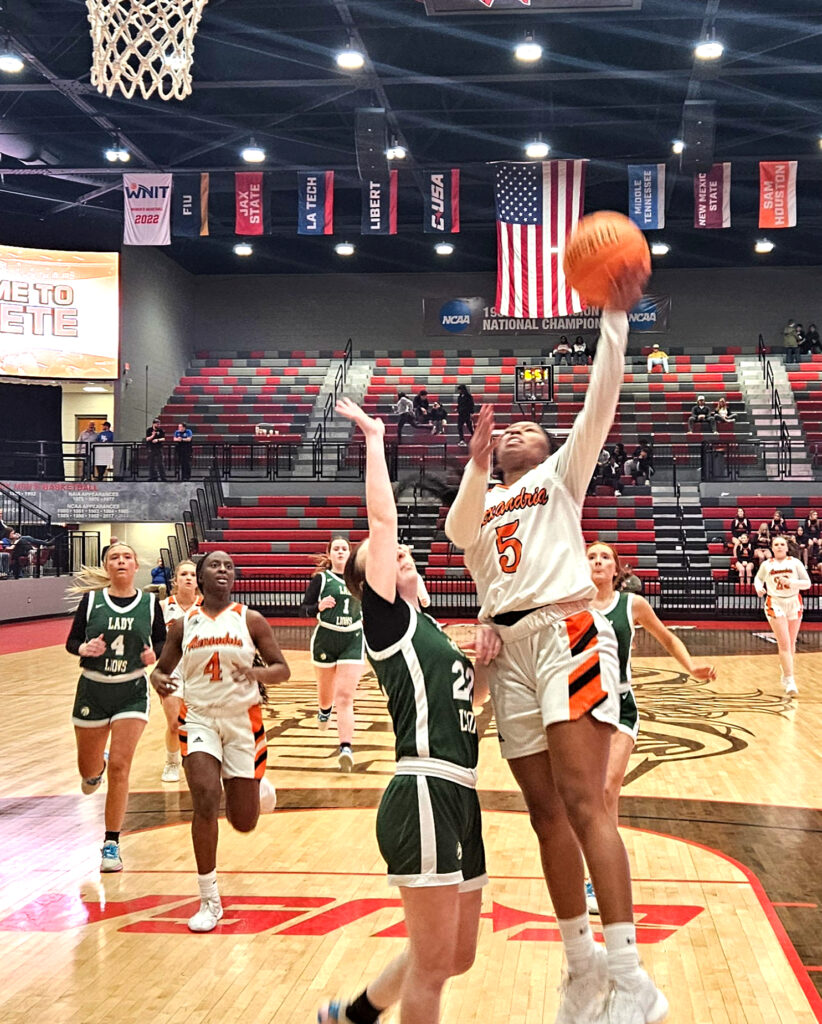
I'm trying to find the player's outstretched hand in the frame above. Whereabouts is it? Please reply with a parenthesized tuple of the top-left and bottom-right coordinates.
(691, 664, 717, 683)
(336, 397, 385, 438)
(150, 669, 177, 698)
(469, 404, 496, 473)
(606, 264, 650, 313)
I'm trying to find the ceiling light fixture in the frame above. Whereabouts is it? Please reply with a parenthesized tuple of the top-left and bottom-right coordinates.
(82, 385, 108, 393)
(387, 137, 407, 160)
(233, 242, 253, 257)
(335, 241, 355, 256)
(754, 238, 774, 254)
(514, 32, 542, 63)
(672, 139, 685, 155)
(241, 139, 266, 163)
(0, 52, 23, 73)
(434, 241, 454, 255)
(694, 33, 724, 61)
(336, 41, 364, 70)
(104, 136, 130, 162)
(524, 137, 550, 159)
(650, 242, 670, 256)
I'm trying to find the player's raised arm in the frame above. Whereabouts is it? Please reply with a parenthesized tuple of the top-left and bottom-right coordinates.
(445, 403, 495, 551)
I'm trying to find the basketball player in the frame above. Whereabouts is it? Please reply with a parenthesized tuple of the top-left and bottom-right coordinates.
(445, 267, 669, 1024)
(65, 543, 166, 872)
(300, 536, 365, 771)
(754, 535, 811, 695)
(585, 541, 716, 914)
(158, 559, 201, 782)
(316, 396, 496, 1024)
(151, 551, 289, 932)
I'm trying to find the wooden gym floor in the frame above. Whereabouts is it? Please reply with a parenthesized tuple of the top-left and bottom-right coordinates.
(0, 618, 820, 1024)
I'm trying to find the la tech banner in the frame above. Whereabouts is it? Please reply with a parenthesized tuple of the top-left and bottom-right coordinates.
(423, 295, 670, 336)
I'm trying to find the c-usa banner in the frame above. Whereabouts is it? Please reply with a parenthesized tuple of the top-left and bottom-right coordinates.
(424, 170, 460, 234)
(627, 164, 665, 230)
(298, 171, 334, 235)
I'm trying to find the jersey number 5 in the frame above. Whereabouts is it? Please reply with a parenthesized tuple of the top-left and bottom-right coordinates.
(204, 652, 222, 682)
(495, 520, 522, 574)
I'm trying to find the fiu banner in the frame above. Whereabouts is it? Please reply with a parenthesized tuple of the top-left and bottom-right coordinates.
(424, 169, 460, 234)
(361, 171, 398, 235)
(694, 163, 731, 229)
(122, 173, 172, 245)
(759, 161, 797, 228)
(172, 173, 209, 238)
(422, 294, 670, 336)
(235, 172, 264, 235)
(627, 164, 665, 230)
(298, 171, 334, 235)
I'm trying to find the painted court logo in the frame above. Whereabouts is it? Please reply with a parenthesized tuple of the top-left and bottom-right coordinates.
(439, 299, 472, 333)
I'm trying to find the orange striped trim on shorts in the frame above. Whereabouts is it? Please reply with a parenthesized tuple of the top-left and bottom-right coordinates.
(563, 610, 608, 719)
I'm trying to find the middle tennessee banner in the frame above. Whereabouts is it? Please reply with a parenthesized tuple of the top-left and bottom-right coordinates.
(297, 171, 334, 235)
(123, 173, 172, 246)
(361, 171, 398, 235)
(627, 164, 665, 230)
(694, 163, 731, 229)
(424, 169, 460, 234)
(235, 172, 264, 235)
(172, 173, 209, 238)
(760, 161, 797, 228)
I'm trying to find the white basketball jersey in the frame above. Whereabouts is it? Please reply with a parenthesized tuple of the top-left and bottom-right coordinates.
(179, 602, 259, 716)
(755, 557, 809, 598)
(161, 594, 202, 624)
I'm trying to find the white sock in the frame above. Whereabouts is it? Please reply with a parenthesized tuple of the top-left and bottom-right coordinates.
(165, 750, 181, 764)
(557, 912, 597, 975)
(197, 869, 219, 903)
(603, 922, 642, 988)
(259, 775, 277, 813)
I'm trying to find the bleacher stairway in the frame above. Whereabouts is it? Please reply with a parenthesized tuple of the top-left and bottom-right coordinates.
(736, 356, 813, 479)
(651, 482, 711, 574)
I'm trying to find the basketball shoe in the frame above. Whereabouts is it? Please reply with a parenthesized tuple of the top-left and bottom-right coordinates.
(338, 745, 354, 772)
(318, 998, 378, 1024)
(100, 840, 123, 873)
(598, 970, 668, 1024)
(555, 943, 608, 1024)
(82, 752, 108, 794)
(317, 708, 332, 730)
(259, 775, 277, 813)
(188, 897, 223, 933)
(585, 880, 600, 915)
(161, 759, 180, 783)
(783, 676, 798, 696)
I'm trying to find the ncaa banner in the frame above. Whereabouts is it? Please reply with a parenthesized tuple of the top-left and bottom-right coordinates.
(123, 173, 171, 246)
(235, 172, 264, 235)
(760, 161, 797, 228)
(627, 164, 665, 230)
(424, 169, 460, 234)
(298, 171, 334, 235)
(172, 173, 209, 238)
(694, 163, 731, 229)
(361, 170, 398, 235)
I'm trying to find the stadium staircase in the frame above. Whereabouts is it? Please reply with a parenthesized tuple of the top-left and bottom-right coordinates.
(736, 356, 813, 478)
(651, 482, 711, 575)
(784, 354, 822, 479)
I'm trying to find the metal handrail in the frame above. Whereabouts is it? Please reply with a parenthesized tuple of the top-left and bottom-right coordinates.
(0, 480, 52, 532)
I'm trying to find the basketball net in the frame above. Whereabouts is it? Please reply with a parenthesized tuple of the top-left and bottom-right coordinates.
(86, 0, 209, 102)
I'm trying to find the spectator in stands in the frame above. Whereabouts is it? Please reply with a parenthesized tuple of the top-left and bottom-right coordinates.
(412, 389, 430, 425)
(795, 323, 806, 353)
(573, 335, 588, 365)
(805, 510, 821, 565)
(599, 450, 623, 494)
(628, 446, 653, 484)
(770, 509, 787, 536)
(151, 557, 170, 589)
(792, 525, 809, 567)
(77, 421, 98, 481)
(6, 531, 38, 579)
(731, 507, 752, 540)
(456, 384, 476, 447)
(754, 523, 772, 566)
(783, 318, 799, 363)
(94, 421, 115, 482)
(173, 421, 194, 481)
(551, 336, 573, 366)
(0, 534, 11, 577)
(688, 395, 713, 431)
(611, 442, 627, 475)
(646, 342, 669, 375)
(806, 323, 821, 354)
(145, 418, 167, 481)
(732, 532, 754, 583)
(393, 392, 416, 443)
(713, 398, 734, 430)
(429, 398, 448, 436)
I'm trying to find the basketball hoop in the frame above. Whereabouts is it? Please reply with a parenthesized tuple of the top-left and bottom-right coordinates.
(86, 0, 209, 102)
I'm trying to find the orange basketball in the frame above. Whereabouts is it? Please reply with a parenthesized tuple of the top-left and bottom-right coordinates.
(563, 210, 650, 308)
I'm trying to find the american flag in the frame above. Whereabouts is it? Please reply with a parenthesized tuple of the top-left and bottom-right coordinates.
(495, 159, 587, 319)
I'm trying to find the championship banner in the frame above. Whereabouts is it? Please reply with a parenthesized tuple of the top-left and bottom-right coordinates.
(759, 161, 797, 228)
(361, 171, 398, 235)
(424, 169, 460, 234)
(172, 173, 209, 238)
(298, 171, 334, 235)
(627, 164, 665, 230)
(235, 172, 264, 235)
(123, 173, 171, 246)
(693, 163, 731, 229)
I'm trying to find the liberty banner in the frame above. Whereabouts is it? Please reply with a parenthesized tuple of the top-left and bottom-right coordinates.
(361, 171, 398, 235)
(298, 171, 334, 235)
(172, 173, 209, 238)
(759, 161, 797, 228)
(628, 164, 665, 230)
(123, 173, 172, 245)
(423, 169, 460, 233)
(694, 163, 731, 229)
(235, 172, 264, 235)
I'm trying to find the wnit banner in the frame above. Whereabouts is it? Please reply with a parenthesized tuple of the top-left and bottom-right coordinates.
(694, 163, 731, 229)
(759, 161, 797, 228)
(123, 173, 172, 245)
(298, 171, 334, 235)
(424, 170, 460, 234)
(235, 172, 264, 235)
(627, 164, 665, 230)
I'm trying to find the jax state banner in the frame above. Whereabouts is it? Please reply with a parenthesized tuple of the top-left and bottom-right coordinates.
(361, 171, 398, 235)
(298, 171, 334, 235)
(694, 163, 731, 229)
(422, 294, 670, 336)
(424, 169, 460, 233)
(235, 172, 264, 235)
(172, 173, 209, 238)
(628, 164, 665, 230)
(123, 173, 171, 245)
(760, 161, 797, 228)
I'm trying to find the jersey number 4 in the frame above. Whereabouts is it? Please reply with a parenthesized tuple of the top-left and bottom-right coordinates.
(495, 520, 522, 574)
(204, 652, 222, 682)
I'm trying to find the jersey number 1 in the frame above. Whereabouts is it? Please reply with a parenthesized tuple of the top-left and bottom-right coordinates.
(495, 520, 522, 574)
(204, 652, 222, 682)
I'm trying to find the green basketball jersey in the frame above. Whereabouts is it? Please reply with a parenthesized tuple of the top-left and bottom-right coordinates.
(318, 571, 362, 631)
(602, 590, 635, 691)
(367, 606, 478, 769)
(80, 588, 154, 683)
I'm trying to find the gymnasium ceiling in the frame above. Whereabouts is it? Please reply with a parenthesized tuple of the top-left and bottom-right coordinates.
(0, 0, 821, 274)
